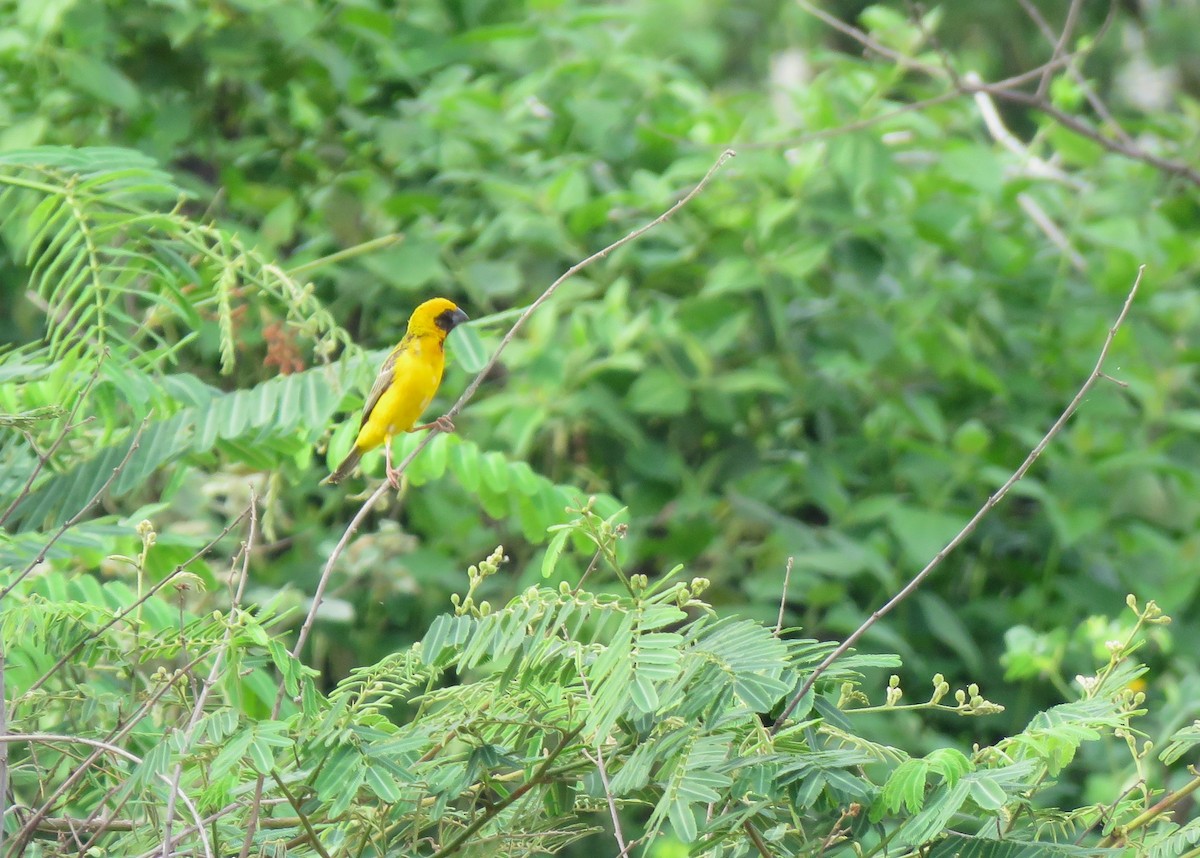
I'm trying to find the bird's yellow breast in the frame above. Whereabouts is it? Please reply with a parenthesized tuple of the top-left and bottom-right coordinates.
(354, 337, 445, 451)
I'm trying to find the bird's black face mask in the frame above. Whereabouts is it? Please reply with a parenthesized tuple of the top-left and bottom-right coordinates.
(436, 308, 470, 332)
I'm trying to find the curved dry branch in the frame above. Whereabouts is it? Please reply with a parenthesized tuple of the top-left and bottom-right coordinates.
(233, 150, 738, 857)
(792, 0, 1200, 188)
(773, 265, 1145, 733)
(0, 732, 212, 858)
(298, 149, 737, 672)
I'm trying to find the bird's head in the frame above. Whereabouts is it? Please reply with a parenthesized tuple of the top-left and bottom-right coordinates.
(407, 297, 469, 337)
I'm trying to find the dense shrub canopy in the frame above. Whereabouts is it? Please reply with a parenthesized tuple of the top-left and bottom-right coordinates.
(2, 1, 1200, 855)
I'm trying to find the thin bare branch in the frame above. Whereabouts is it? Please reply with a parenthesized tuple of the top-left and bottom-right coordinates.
(161, 495, 258, 857)
(0, 732, 212, 858)
(968, 83, 1200, 187)
(1100, 773, 1200, 847)
(304, 150, 736, 673)
(23, 502, 253, 696)
(772, 265, 1144, 733)
(776, 557, 794, 636)
(904, 0, 963, 89)
(793, 0, 1200, 188)
(0, 418, 149, 603)
(1032, 0, 1086, 101)
(743, 820, 774, 857)
(577, 670, 629, 858)
(735, 19, 1085, 153)
(796, 0, 942, 76)
(0, 354, 106, 527)
(269, 769, 333, 858)
(232, 150, 740, 856)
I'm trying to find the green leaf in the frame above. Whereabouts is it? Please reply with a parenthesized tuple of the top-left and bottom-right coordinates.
(541, 528, 571, 578)
(627, 367, 689, 416)
(59, 55, 142, 111)
(448, 324, 488, 373)
(927, 834, 1121, 857)
(881, 758, 929, 815)
(3, 362, 346, 530)
(896, 780, 971, 847)
(969, 776, 1007, 811)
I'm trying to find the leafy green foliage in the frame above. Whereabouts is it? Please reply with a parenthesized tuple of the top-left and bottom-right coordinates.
(0, 147, 347, 373)
(1, 522, 1183, 856)
(3, 0, 1200, 854)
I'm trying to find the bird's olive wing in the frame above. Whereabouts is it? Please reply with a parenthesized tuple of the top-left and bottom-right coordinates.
(359, 347, 401, 427)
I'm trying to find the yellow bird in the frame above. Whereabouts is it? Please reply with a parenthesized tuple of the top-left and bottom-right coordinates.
(323, 297, 469, 487)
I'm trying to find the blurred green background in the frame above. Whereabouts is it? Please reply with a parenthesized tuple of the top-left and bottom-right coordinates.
(3, 0, 1200, 820)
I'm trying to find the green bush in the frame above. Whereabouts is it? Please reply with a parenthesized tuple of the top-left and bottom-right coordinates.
(4, 0, 1200, 854)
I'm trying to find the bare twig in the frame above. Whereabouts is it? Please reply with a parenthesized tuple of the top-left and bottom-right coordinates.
(732, 50, 1079, 152)
(0, 732, 212, 858)
(228, 150, 741, 855)
(1074, 780, 1144, 846)
(731, 21, 1079, 153)
(1017, 193, 1087, 272)
(269, 770, 333, 858)
(904, 0, 962, 89)
(796, 0, 941, 76)
(966, 73, 1080, 186)
(772, 265, 1144, 733)
(161, 495, 258, 857)
(22, 816, 137, 833)
(1031, 0, 1086, 101)
(304, 150, 735, 668)
(23, 503, 252, 696)
(743, 820, 773, 857)
(577, 670, 629, 858)
(817, 804, 861, 856)
(572, 546, 605, 596)
(1099, 773, 1200, 847)
(972, 84, 1200, 187)
(794, 1, 1200, 188)
(0, 419, 148, 603)
(0, 355, 105, 528)
(775, 557, 794, 636)
(237, 780, 267, 858)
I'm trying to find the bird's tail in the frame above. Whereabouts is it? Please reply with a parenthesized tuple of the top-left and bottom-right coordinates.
(321, 446, 362, 486)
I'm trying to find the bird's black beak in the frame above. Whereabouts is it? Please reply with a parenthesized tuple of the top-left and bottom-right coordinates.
(436, 308, 470, 332)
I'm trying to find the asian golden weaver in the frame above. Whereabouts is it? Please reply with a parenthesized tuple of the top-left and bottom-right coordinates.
(323, 297, 469, 487)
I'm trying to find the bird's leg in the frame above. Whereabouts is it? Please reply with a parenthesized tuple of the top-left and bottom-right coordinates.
(413, 415, 456, 434)
(385, 435, 401, 489)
